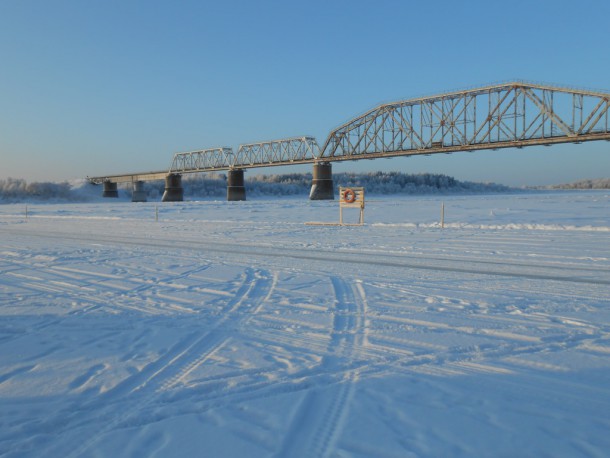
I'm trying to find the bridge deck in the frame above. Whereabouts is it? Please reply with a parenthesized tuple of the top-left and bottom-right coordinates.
(88, 171, 168, 185)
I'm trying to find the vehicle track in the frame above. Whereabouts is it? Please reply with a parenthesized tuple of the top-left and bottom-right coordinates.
(2, 220, 609, 455)
(3, 227, 609, 285)
(276, 276, 364, 457)
(36, 268, 273, 458)
(43, 300, 604, 451)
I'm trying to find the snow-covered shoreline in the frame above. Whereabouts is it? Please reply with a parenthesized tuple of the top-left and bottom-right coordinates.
(1, 191, 609, 457)
(0, 172, 517, 204)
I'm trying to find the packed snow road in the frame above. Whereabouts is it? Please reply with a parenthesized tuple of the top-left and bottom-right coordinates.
(1, 192, 610, 457)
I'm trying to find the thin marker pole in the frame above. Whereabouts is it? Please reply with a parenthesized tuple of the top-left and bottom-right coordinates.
(441, 202, 444, 229)
(155, 205, 159, 222)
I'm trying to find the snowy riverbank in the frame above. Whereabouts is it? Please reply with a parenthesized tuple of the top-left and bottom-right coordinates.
(1, 191, 609, 457)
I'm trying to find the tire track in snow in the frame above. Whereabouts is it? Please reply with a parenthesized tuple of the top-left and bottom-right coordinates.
(0, 257, 113, 345)
(0, 364, 38, 386)
(4, 227, 609, 285)
(277, 276, 364, 458)
(0, 246, 195, 344)
(155, 269, 273, 392)
(362, 322, 603, 379)
(42, 283, 603, 449)
(41, 267, 273, 458)
(101, 309, 609, 439)
(5, 247, 600, 404)
(3, 223, 608, 454)
(176, 305, 603, 415)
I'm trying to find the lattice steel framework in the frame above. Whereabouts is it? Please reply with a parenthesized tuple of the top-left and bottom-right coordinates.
(169, 147, 234, 173)
(234, 136, 320, 168)
(319, 81, 610, 161)
(167, 136, 320, 174)
(88, 81, 610, 185)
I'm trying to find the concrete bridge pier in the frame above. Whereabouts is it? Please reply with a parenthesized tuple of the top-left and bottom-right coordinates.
(102, 181, 119, 198)
(309, 162, 334, 200)
(162, 174, 184, 202)
(131, 181, 147, 202)
(227, 169, 246, 201)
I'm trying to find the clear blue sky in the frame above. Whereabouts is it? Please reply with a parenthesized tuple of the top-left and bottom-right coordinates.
(1, 0, 609, 186)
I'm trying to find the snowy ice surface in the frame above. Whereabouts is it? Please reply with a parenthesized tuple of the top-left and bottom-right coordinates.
(1, 191, 609, 457)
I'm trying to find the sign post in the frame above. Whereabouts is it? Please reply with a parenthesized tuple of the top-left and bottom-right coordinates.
(339, 187, 365, 225)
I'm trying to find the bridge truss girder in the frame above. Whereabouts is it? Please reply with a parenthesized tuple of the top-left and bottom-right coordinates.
(319, 82, 610, 161)
(234, 136, 320, 168)
(167, 136, 321, 174)
(169, 147, 234, 173)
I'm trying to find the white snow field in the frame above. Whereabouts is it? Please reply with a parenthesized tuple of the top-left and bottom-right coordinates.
(1, 191, 609, 457)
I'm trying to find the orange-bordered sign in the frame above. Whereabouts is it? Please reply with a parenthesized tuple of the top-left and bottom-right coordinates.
(342, 188, 356, 203)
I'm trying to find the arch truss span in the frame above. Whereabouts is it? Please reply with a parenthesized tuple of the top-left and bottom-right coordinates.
(169, 147, 235, 173)
(235, 136, 321, 168)
(319, 82, 610, 161)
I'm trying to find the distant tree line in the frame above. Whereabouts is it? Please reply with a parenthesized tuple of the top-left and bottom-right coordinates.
(545, 178, 610, 190)
(4, 172, 607, 203)
(0, 178, 75, 201)
(148, 171, 514, 199)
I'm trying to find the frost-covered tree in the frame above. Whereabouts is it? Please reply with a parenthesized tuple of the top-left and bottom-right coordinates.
(0, 171, 537, 203)
(547, 178, 610, 189)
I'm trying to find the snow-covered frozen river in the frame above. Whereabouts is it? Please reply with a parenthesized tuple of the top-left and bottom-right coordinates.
(1, 191, 609, 457)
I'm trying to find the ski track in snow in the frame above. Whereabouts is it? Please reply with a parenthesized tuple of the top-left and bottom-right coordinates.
(1, 192, 610, 457)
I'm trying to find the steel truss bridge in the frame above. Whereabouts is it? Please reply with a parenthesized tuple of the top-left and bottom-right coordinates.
(168, 136, 321, 174)
(89, 81, 610, 184)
